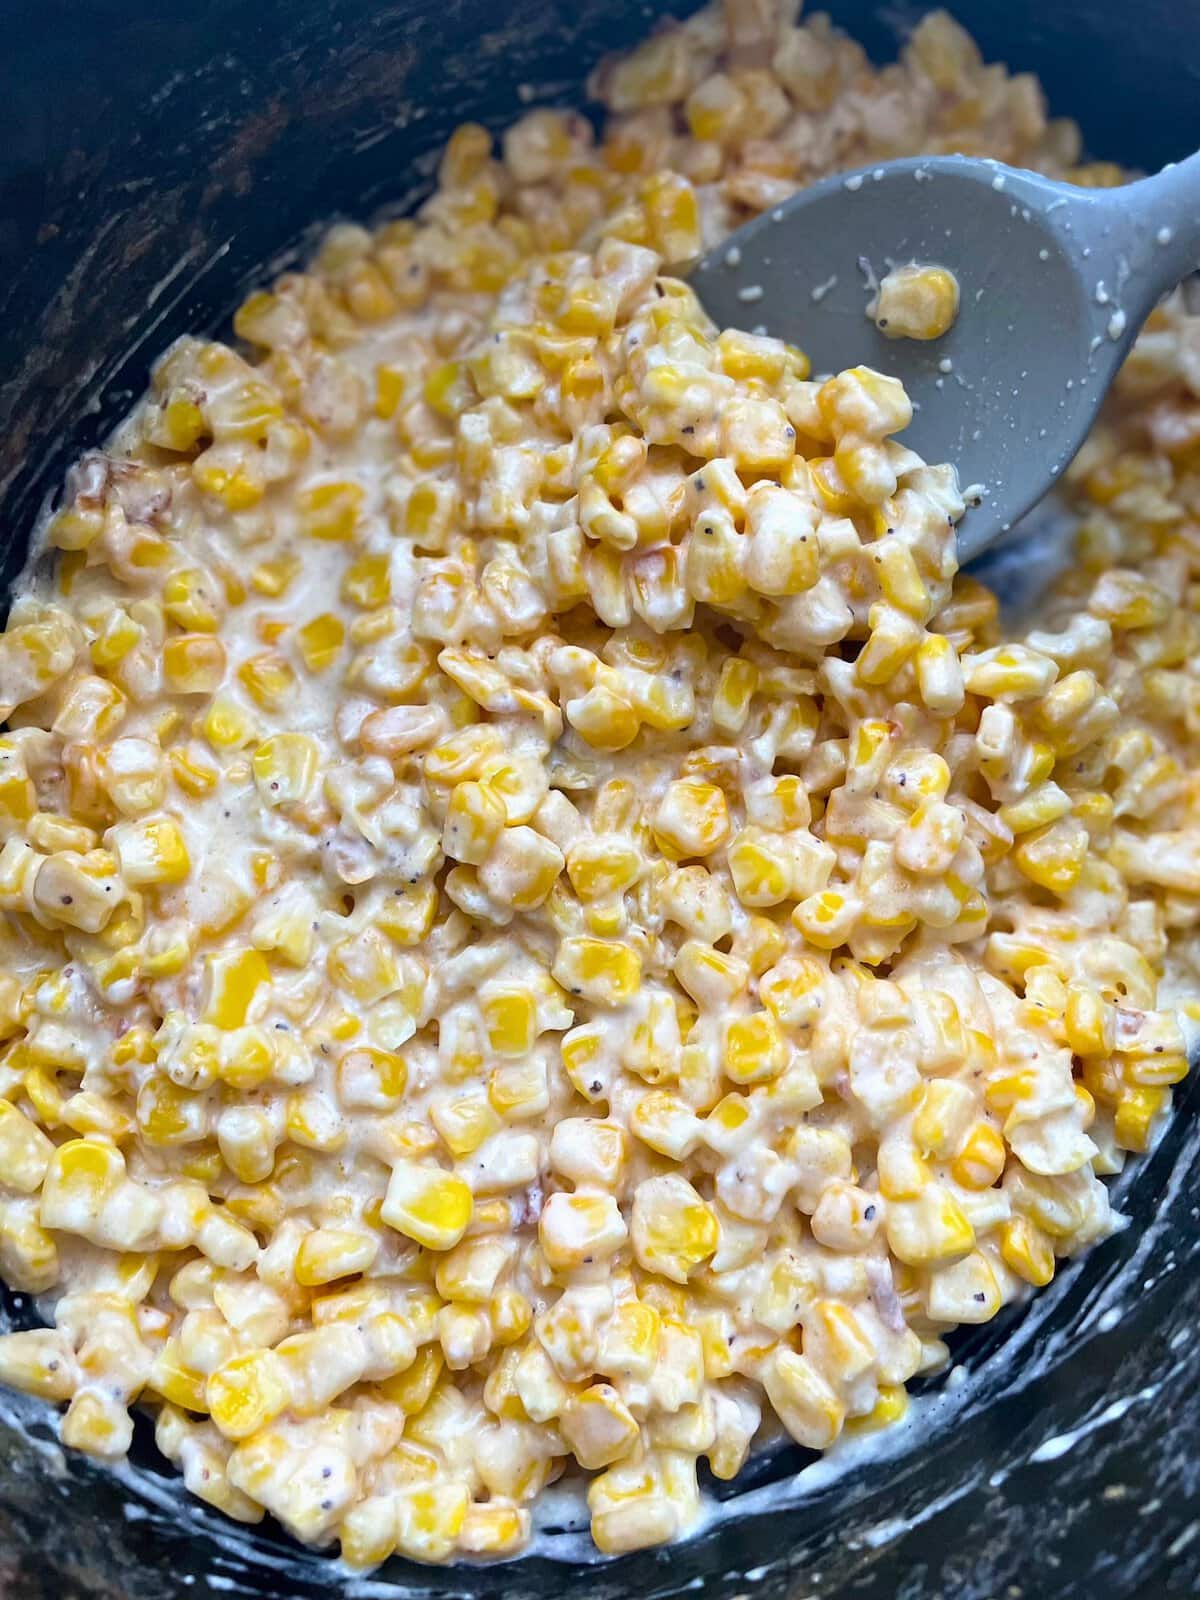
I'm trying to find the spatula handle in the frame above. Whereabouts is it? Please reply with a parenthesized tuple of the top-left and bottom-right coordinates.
(1092, 149, 1200, 320)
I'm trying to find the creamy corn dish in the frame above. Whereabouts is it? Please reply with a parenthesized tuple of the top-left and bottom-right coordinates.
(0, 0, 1198, 1567)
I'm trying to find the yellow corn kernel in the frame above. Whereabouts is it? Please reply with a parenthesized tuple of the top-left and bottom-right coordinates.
(870, 263, 960, 341)
(915, 632, 965, 714)
(298, 478, 366, 542)
(164, 567, 223, 632)
(381, 1161, 473, 1250)
(170, 747, 220, 798)
(629, 1090, 702, 1160)
(231, 288, 302, 346)
(562, 1382, 640, 1470)
(792, 888, 857, 951)
(950, 1121, 1007, 1189)
(652, 779, 730, 861)
(328, 926, 405, 1004)
(23, 1065, 68, 1130)
(336, 1045, 408, 1110)
(0, 1101, 54, 1193)
(40, 1137, 126, 1226)
(998, 782, 1073, 836)
(630, 1174, 718, 1283)
(539, 1190, 628, 1274)
(237, 652, 297, 712)
(459, 1501, 529, 1557)
(137, 1076, 206, 1147)
(808, 454, 859, 514)
(431, 1237, 508, 1307)
(203, 948, 270, 1028)
(48, 501, 104, 552)
(566, 838, 641, 901)
(851, 1383, 910, 1434)
(810, 1300, 876, 1384)
(60, 1391, 131, 1458)
(111, 815, 191, 886)
(673, 941, 748, 1009)
(442, 780, 507, 865)
(373, 362, 409, 420)
(369, 883, 434, 951)
(886, 1186, 975, 1266)
(711, 657, 759, 735)
(1113, 1086, 1170, 1153)
(340, 258, 398, 321)
(1013, 817, 1089, 894)
(207, 377, 284, 442)
(341, 552, 392, 609)
(163, 634, 227, 695)
(553, 937, 642, 1007)
(601, 1299, 662, 1383)
(763, 1347, 845, 1449)
(487, 1055, 549, 1118)
(378, 1344, 444, 1413)
(565, 682, 640, 752)
(207, 1348, 290, 1439)
(1064, 985, 1116, 1056)
(722, 1011, 787, 1085)
(1123, 1051, 1189, 1089)
(423, 726, 504, 784)
(758, 774, 813, 832)
(912, 1079, 976, 1160)
(0, 1203, 58, 1293)
(201, 694, 256, 751)
(488, 1285, 531, 1347)
(83, 604, 130, 668)
(429, 1094, 500, 1162)
(251, 556, 302, 597)
(481, 989, 537, 1058)
(149, 1339, 210, 1413)
(284, 1090, 347, 1154)
(424, 360, 475, 419)
(391, 1478, 470, 1562)
(297, 612, 345, 672)
(295, 1227, 380, 1286)
(999, 1215, 1055, 1287)
(60, 1090, 134, 1139)
(0, 746, 36, 828)
(727, 830, 791, 908)
(641, 171, 701, 264)
(403, 479, 457, 550)
(252, 733, 319, 806)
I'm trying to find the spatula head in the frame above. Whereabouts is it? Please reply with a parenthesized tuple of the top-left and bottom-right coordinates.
(689, 156, 1129, 563)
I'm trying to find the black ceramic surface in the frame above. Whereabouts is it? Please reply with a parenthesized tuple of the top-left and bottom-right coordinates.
(1, 2, 1199, 1596)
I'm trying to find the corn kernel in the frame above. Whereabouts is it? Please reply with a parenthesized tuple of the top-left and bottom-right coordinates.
(630, 1174, 718, 1283)
(553, 937, 642, 1007)
(207, 1348, 290, 1439)
(381, 1161, 473, 1250)
(295, 1227, 380, 1286)
(298, 479, 366, 541)
(203, 948, 270, 1028)
(163, 635, 227, 695)
(722, 1011, 787, 1085)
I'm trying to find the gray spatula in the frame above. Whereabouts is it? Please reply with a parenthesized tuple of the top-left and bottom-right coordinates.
(690, 151, 1200, 562)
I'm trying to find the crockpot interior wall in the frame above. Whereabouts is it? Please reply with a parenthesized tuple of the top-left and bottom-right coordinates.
(1, 2, 1199, 1598)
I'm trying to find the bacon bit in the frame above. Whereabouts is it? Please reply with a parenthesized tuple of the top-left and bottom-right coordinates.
(513, 1182, 544, 1228)
(867, 1257, 907, 1333)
